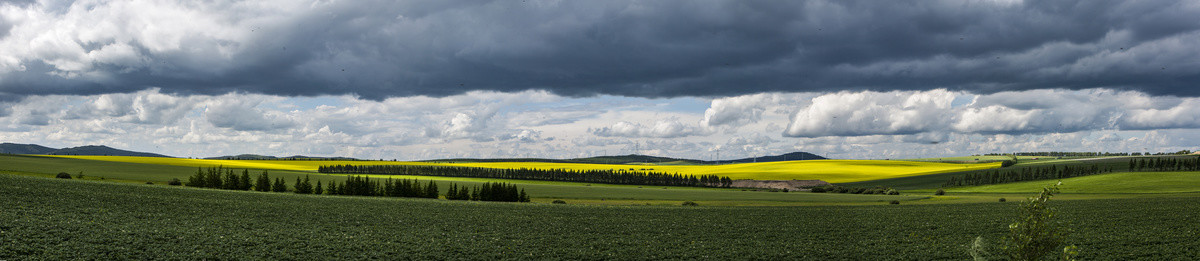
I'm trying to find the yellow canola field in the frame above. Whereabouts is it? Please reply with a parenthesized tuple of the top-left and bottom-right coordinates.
(40, 155, 1001, 183)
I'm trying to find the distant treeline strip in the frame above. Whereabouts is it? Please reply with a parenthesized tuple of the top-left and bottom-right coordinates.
(1127, 157, 1200, 172)
(184, 166, 528, 202)
(943, 156, 1200, 187)
(984, 151, 1194, 157)
(944, 164, 1112, 187)
(317, 164, 734, 188)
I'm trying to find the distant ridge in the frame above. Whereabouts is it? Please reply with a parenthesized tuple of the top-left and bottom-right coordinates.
(721, 152, 826, 163)
(0, 142, 825, 164)
(0, 143, 57, 154)
(204, 154, 359, 161)
(47, 145, 171, 158)
(427, 152, 826, 164)
(0, 143, 171, 157)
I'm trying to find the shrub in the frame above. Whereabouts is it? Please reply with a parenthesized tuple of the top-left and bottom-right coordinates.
(999, 198, 1006, 202)
(145, 181, 154, 185)
(552, 200, 567, 204)
(885, 189, 900, 195)
(681, 201, 699, 206)
(168, 178, 182, 186)
(56, 172, 72, 179)
(1002, 183, 1076, 261)
(935, 189, 946, 195)
(1001, 160, 1017, 168)
(889, 200, 900, 205)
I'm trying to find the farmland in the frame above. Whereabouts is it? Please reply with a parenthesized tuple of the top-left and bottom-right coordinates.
(944, 171, 1200, 193)
(39, 155, 1000, 183)
(0, 155, 924, 206)
(3, 174, 1199, 259)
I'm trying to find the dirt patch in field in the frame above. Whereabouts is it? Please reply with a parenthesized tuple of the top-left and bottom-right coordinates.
(731, 180, 830, 191)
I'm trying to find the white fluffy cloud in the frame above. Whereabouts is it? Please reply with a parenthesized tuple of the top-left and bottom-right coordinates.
(784, 89, 1200, 138)
(784, 90, 960, 137)
(0, 88, 1197, 160)
(590, 120, 709, 139)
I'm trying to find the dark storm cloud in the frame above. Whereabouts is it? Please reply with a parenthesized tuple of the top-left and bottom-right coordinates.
(1, 0, 1198, 99)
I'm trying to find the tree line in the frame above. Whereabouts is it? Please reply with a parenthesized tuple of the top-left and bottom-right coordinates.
(317, 164, 734, 188)
(1128, 157, 1200, 172)
(185, 166, 529, 202)
(985, 151, 1194, 157)
(943, 164, 1111, 187)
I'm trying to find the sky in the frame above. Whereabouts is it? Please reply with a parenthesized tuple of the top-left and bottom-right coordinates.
(1, 0, 1198, 160)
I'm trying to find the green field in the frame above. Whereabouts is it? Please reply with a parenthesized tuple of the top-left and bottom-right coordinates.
(0, 155, 922, 206)
(944, 171, 1200, 193)
(842, 156, 1168, 190)
(2, 174, 1198, 259)
(39, 155, 1001, 183)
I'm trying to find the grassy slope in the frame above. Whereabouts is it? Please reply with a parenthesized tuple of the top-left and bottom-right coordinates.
(945, 171, 1200, 193)
(842, 156, 1166, 190)
(39, 155, 1001, 183)
(0, 155, 918, 206)
(2, 174, 1199, 259)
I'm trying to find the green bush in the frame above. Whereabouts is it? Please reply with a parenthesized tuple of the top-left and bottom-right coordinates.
(889, 200, 900, 205)
(681, 201, 699, 206)
(552, 200, 566, 204)
(55, 172, 72, 179)
(935, 189, 946, 195)
(999, 198, 1006, 202)
(1001, 160, 1017, 168)
(168, 178, 182, 186)
(1002, 183, 1076, 261)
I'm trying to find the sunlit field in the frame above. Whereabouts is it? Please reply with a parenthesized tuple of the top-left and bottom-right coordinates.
(40, 155, 1000, 183)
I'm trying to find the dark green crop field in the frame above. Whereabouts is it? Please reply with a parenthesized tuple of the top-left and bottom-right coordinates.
(2, 174, 1198, 260)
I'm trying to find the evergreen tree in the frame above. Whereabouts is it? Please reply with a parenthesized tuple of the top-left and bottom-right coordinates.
(186, 167, 206, 187)
(239, 169, 252, 190)
(272, 177, 288, 192)
(205, 167, 223, 189)
(255, 171, 271, 192)
(314, 180, 324, 195)
(223, 169, 239, 190)
(425, 180, 439, 198)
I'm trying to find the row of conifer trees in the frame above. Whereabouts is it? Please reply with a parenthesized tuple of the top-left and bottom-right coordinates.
(1128, 157, 1200, 172)
(943, 165, 1110, 187)
(317, 164, 734, 188)
(184, 166, 529, 202)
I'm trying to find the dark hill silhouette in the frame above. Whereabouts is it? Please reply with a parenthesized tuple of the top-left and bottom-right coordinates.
(720, 152, 826, 163)
(47, 145, 171, 157)
(1, 143, 170, 157)
(0, 143, 57, 154)
(427, 152, 826, 164)
(204, 154, 359, 161)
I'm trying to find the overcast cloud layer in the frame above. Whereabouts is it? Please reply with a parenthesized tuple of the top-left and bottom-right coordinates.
(2, 0, 1200, 99)
(1, 88, 1196, 160)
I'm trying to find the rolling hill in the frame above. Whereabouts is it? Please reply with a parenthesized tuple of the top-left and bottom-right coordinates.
(0, 143, 170, 157)
(0, 143, 56, 154)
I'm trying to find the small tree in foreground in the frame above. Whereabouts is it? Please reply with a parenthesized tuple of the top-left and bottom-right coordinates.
(1002, 182, 1076, 261)
(970, 182, 1078, 261)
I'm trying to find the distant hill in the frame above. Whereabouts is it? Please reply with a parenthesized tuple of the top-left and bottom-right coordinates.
(720, 152, 826, 163)
(0, 143, 57, 154)
(47, 145, 171, 158)
(428, 152, 825, 165)
(424, 155, 703, 164)
(1, 143, 171, 157)
(205, 154, 359, 161)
